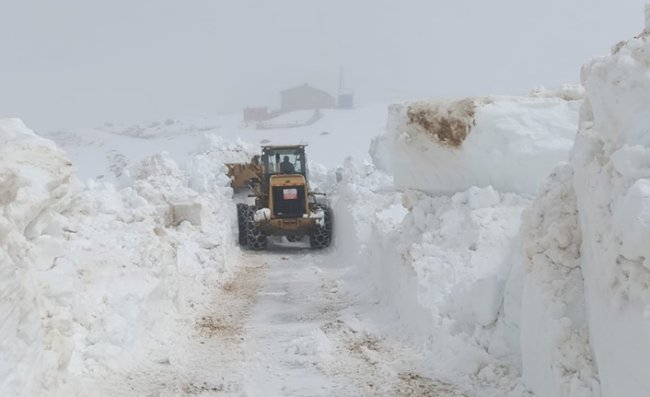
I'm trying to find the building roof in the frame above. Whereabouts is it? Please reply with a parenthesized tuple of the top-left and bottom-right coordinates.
(261, 144, 307, 150)
(280, 83, 330, 96)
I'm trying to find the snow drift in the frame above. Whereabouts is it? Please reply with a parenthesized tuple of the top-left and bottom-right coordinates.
(371, 92, 582, 196)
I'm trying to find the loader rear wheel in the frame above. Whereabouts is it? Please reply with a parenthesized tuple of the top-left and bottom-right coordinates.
(245, 207, 267, 250)
(309, 204, 332, 249)
(236, 203, 248, 246)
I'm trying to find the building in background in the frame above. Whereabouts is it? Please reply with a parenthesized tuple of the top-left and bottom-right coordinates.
(280, 84, 335, 112)
(337, 90, 354, 109)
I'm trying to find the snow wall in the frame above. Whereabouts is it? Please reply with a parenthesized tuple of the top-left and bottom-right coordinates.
(333, 89, 585, 395)
(356, 11, 650, 395)
(339, 81, 642, 396)
(569, 13, 650, 396)
(518, 12, 650, 396)
(0, 119, 240, 395)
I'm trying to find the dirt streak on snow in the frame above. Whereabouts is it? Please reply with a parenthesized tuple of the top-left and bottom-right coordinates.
(91, 256, 268, 396)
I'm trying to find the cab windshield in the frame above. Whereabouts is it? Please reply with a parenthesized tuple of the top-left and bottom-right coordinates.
(262, 148, 305, 175)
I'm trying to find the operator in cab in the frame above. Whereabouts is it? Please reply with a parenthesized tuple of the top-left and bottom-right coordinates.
(280, 155, 295, 174)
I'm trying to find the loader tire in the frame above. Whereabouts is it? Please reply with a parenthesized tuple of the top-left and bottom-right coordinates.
(236, 203, 248, 246)
(309, 204, 332, 249)
(245, 207, 267, 250)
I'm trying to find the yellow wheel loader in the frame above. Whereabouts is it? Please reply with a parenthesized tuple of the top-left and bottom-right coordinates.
(229, 145, 332, 250)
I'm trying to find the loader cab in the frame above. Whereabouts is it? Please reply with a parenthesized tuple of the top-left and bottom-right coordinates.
(260, 145, 309, 218)
(261, 145, 307, 179)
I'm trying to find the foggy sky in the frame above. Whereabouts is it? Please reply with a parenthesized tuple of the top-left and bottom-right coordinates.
(1, 0, 647, 131)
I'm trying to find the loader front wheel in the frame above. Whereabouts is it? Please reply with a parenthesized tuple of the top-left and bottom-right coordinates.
(309, 204, 332, 249)
(245, 207, 267, 250)
(236, 203, 248, 246)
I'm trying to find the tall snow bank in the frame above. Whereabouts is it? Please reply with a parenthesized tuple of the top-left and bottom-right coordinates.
(512, 10, 650, 396)
(59, 148, 237, 388)
(331, 161, 531, 394)
(371, 94, 581, 195)
(0, 119, 78, 395)
(569, 15, 650, 396)
(1, 118, 241, 395)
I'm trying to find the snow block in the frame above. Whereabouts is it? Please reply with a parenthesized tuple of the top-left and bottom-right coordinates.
(170, 200, 203, 227)
(372, 94, 581, 195)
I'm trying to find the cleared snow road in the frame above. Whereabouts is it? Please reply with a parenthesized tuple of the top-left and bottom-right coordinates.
(235, 246, 465, 397)
(100, 242, 465, 396)
(211, 241, 464, 396)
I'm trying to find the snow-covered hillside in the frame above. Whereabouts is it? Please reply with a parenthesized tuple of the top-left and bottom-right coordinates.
(43, 105, 388, 182)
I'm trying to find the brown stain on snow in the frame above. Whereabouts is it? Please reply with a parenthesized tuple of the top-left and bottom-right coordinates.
(196, 263, 266, 339)
(406, 98, 478, 148)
